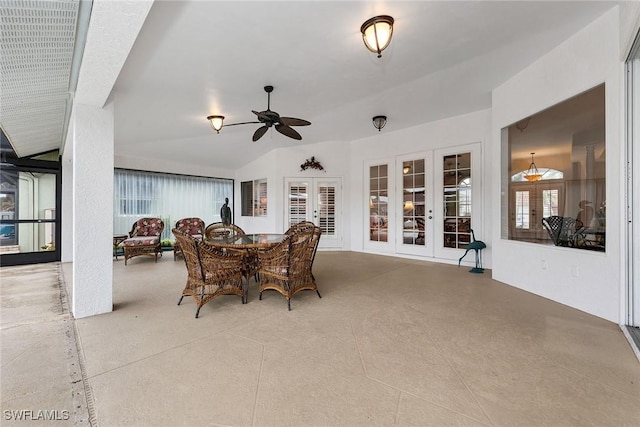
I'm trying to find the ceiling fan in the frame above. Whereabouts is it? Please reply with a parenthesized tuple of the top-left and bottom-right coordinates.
(208, 85, 311, 142)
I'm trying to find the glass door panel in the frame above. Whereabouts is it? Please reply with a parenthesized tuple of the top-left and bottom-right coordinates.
(315, 180, 338, 241)
(402, 159, 425, 246)
(397, 153, 433, 257)
(442, 153, 472, 249)
(369, 164, 388, 243)
(1, 166, 60, 265)
(434, 143, 481, 261)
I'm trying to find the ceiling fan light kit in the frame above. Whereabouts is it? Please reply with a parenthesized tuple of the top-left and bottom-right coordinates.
(207, 115, 224, 133)
(208, 15, 394, 141)
(361, 15, 394, 58)
(207, 85, 310, 142)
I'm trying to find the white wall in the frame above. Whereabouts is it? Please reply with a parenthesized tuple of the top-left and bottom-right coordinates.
(61, 131, 73, 263)
(234, 140, 351, 245)
(491, 9, 622, 323)
(349, 109, 493, 266)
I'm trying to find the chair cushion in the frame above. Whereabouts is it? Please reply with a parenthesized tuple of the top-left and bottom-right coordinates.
(135, 218, 164, 236)
(123, 236, 160, 247)
(177, 219, 204, 236)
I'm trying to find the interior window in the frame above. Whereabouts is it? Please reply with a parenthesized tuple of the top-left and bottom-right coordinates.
(502, 84, 606, 251)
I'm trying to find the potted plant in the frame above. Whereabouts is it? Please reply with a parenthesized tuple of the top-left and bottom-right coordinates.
(161, 238, 173, 252)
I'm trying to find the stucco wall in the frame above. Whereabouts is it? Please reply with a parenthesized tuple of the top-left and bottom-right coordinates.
(349, 109, 493, 267)
(491, 8, 622, 323)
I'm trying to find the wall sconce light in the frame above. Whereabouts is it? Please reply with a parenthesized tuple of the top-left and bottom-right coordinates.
(372, 115, 387, 132)
(207, 115, 225, 133)
(403, 165, 411, 174)
(361, 15, 394, 58)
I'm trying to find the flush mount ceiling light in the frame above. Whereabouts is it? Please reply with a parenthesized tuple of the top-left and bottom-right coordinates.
(524, 152, 543, 182)
(372, 115, 387, 131)
(361, 15, 394, 58)
(207, 115, 225, 133)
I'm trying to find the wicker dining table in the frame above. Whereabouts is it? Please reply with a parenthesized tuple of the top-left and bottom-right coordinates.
(205, 233, 286, 250)
(205, 233, 287, 284)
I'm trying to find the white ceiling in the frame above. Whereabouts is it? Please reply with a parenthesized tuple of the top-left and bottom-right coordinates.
(1, 1, 623, 168)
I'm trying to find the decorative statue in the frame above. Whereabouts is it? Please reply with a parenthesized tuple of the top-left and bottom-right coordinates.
(458, 229, 487, 274)
(220, 197, 232, 225)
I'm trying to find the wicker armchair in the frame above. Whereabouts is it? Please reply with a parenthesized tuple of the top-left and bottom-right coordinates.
(122, 217, 165, 265)
(172, 229, 247, 318)
(257, 225, 322, 310)
(542, 216, 577, 247)
(173, 217, 205, 261)
(205, 222, 246, 239)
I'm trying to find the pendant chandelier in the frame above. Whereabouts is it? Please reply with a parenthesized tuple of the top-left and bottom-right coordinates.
(524, 152, 543, 182)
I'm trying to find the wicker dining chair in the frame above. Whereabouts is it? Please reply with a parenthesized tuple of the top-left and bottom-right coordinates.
(172, 228, 247, 318)
(173, 217, 205, 261)
(284, 221, 317, 236)
(204, 222, 246, 239)
(257, 225, 322, 310)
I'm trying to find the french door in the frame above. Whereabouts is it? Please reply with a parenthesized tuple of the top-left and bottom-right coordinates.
(509, 181, 565, 243)
(285, 177, 342, 249)
(366, 143, 481, 262)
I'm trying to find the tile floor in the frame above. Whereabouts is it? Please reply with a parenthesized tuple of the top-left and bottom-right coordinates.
(2, 251, 640, 426)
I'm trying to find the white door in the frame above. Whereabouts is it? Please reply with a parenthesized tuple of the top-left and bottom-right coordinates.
(285, 177, 342, 249)
(433, 144, 482, 260)
(391, 145, 482, 261)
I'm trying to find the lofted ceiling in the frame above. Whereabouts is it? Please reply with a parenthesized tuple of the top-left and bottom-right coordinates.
(0, 1, 623, 169)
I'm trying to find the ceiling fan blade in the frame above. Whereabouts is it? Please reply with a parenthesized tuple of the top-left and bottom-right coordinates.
(280, 117, 311, 126)
(275, 124, 302, 140)
(252, 125, 269, 141)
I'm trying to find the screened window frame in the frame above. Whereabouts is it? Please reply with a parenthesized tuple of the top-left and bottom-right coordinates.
(113, 168, 233, 240)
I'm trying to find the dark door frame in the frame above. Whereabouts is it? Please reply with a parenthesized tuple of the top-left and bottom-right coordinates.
(0, 156, 61, 267)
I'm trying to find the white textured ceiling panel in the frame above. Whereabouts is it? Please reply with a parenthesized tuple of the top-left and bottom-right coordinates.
(0, 0, 78, 157)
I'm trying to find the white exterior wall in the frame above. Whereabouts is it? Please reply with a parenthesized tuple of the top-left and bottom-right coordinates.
(234, 140, 352, 245)
(61, 131, 73, 263)
(491, 9, 622, 323)
(349, 109, 493, 266)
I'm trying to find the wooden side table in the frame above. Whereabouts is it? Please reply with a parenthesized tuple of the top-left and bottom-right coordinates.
(113, 234, 128, 260)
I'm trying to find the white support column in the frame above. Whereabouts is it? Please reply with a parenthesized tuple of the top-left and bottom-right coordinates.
(71, 102, 114, 318)
(61, 131, 74, 263)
